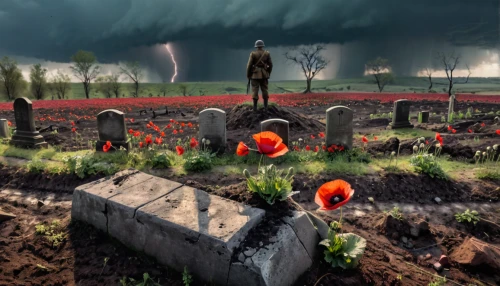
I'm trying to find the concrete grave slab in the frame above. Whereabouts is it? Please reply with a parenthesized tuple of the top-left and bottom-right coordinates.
(136, 186, 265, 285)
(71, 169, 152, 232)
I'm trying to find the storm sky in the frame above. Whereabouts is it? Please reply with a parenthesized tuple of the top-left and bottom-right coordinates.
(0, 0, 498, 82)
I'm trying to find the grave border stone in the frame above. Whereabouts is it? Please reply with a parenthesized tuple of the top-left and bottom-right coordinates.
(10, 97, 47, 148)
(325, 105, 353, 149)
(96, 109, 131, 152)
(260, 118, 289, 146)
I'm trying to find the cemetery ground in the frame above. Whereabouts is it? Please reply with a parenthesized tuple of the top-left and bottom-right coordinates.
(0, 94, 499, 286)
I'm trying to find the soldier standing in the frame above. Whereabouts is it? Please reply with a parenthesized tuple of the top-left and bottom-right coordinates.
(246, 40, 273, 111)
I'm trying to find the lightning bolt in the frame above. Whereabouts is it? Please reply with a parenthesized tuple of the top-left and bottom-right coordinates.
(165, 43, 178, 83)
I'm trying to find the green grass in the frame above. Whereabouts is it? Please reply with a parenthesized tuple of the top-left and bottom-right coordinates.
(356, 128, 436, 142)
(4, 76, 500, 101)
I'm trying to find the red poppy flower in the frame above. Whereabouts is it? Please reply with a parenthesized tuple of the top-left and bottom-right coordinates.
(179, 129, 184, 133)
(103, 141, 112, 152)
(154, 137, 162, 145)
(145, 136, 153, 145)
(362, 136, 369, 143)
(181, 123, 185, 127)
(322, 145, 327, 150)
(327, 146, 335, 153)
(481, 122, 486, 127)
(146, 124, 151, 129)
(170, 119, 174, 123)
(130, 118, 135, 123)
(190, 138, 199, 148)
(139, 142, 144, 148)
(425, 140, 429, 145)
(160, 131, 165, 137)
(448, 125, 453, 131)
(236, 142, 249, 156)
(167, 124, 172, 129)
(468, 129, 473, 133)
(71, 121, 75, 126)
(133, 131, 140, 137)
(173, 130, 178, 135)
(7, 121, 12, 126)
(252, 131, 289, 158)
(338, 146, 345, 151)
(318, 132, 325, 138)
(71, 127, 76, 133)
(305, 145, 311, 151)
(176, 146, 184, 156)
(374, 136, 378, 141)
(314, 146, 319, 152)
(149, 121, 154, 126)
(496, 130, 500, 135)
(452, 129, 457, 134)
(315, 180, 355, 211)
(294, 146, 300, 151)
(188, 122, 193, 128)
(310, 134, 315, 139)
(128, 129, 134, 134)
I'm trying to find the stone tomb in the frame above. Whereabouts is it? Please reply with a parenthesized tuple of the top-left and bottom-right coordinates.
(71, 170, 319, 286)
(260, 119, 289, 146)
(326, 106, 353, 149)
(418, 111, 430, 123)
(0, 119, 10, 138)
(10, 97, 47, 148)
(388, 99, 414, 129)
(96, 109, 131, 151)
(199, 108, 226, 152)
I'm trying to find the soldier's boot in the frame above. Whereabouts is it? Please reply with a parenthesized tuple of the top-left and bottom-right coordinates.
(263, 98, 268, 110)
(253, 99, 258, 112)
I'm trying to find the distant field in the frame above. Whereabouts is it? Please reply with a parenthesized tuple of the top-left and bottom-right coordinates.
(2, 76, 500, 101)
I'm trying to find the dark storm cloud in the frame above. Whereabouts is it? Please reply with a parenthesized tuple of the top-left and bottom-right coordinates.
(0, 0, 498, 79)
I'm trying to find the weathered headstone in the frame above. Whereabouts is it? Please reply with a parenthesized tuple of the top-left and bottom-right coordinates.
(388, 99, 414, 129)
(418, 111, 430, 123)
(261, 119, 289, 146)
(10, 97, 47, 148)
(447, 94, 455, 123)
(326, 106, 353, 149)
(0, 119, 10, 138)
(199, 108, 226, 152)
(96, 109, 130, 151)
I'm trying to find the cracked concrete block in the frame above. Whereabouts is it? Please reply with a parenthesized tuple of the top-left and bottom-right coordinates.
(282, 211, 321, 258)
(71, 169, 152, 232)
(135, 186, 265, 285)
(107, 177, 183, 250)
(227, 223, 312, 286)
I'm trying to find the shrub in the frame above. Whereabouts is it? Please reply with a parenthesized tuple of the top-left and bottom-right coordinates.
(244, 165, 295, 205)
(64, 153, 119, 178)
(410, 153, 447, 179)
(183, 150, 215, 172)
(26, 159, 46, 174)
(320, 222, 366, 269)
(150, 152, 173, 169)
(455, 209, 480, 225)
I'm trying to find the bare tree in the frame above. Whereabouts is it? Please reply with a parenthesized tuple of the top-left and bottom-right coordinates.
(48, 71, 71, 99)
(30, 64, 48, 100)
(70, 50, 100, 99)
(178, 84, 188, 96)
(424, 68, 433, 91)
(365, 57, 394, 92)
(96, 74, 121, 98)
(284, 45, 329, 93)
(437, 52, 471, 97)
(159, 80, 168, 96)
(120, 61, 143, 97)
(0, 57, 26, 100)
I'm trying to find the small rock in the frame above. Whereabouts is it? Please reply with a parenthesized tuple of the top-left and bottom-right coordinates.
(433, 262, 443, 272)
(425, 253, 432, 260)
(410, 227, 419, 237)
(401, 236, 408, 244)
(0, 209, 16, 223)
(243, 248, 257, 257)
(434, 197, 441, 203)
(37, 200, 44, 208)
(368, 197, 374, 203)
(238, 253, 245, 262)
(439, 255, 450, 267)
(406, 242, 414, 249)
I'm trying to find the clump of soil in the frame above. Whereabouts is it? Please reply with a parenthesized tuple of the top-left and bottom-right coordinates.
(227, 105, 325, 131)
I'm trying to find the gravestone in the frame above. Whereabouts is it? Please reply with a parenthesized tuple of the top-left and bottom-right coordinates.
(418, 111, 430, 123)
(96, 109, 130, 151)
(447, 94, 455, 123)
(388, 99, 414, 129)
(261, 119, 289, 146)
(326, 106, 353, 149)
(10, 97, 47, 148)
(0, 119, 10, 138)
(199, 108, 226, 152)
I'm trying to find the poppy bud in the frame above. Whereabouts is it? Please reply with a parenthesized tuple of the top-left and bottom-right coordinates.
(487, 146, 491, 151)
(475, 151, 481, 157)
(243, 169, 251, 179)
(493, 144, 498, 150)
(202, 138, 206, 144)
(206, 139, 211, 145)
(391, 151, 396, 157)
(419, 143, 425, 149)
(436, 143, 442, 148)
(483, 152, 487, 157)
(298, 138, 303, 142)
(413, 146, 418, 153)
(419, 137, 425, 142)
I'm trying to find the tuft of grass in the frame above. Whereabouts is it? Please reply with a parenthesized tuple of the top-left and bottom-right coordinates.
(476, 168, 500, 180)
(240, 101, 278, 108)
(35, 220, 66, 248)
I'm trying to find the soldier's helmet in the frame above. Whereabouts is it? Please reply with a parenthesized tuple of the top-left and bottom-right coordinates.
(254, 40, 265, 48)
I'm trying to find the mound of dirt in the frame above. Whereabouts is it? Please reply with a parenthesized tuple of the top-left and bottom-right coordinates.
(227, 105, 325, 131)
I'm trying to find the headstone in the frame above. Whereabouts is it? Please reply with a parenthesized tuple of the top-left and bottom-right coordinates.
(96, 109, 130, 151)
(326, 106, 353, 149)
(388, 99, 414, 129)
(418, 111, 429, 123)
(199, 108, 226, 152)
(261, 119, 289, 146)
(0, 119, 10, 138)
(10, 97, 47, 148)
(447, 94, 455, 123)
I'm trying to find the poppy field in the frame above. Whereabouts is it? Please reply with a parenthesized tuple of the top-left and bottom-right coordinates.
(0, 92, 500, 286)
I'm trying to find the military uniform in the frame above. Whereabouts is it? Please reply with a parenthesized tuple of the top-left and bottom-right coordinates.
(246, 40, 273, 110)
